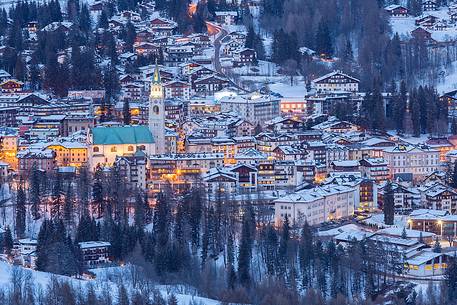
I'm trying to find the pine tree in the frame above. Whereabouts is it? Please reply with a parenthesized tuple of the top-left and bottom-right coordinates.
(383, 182, 395, 225)
(92, 166, 104, 218)
(227, 232, 236, 289)
(30, 165, 41, 220)
(3, 226, 13, 255)
(315, 18, 333, 58)
(237, 213, 252, 288)
(122, 100, 131, 125)
(278, 214, 290, 276)
(446, 256, 457, 301)
(433, 239, 442, 253)
(123, 21, 136, 52)
(410, 89, 421, 136)
(63, 184, 74, 231)
(117, 284, 129, 305)
(15, 181, 26, 239)
(79, 4, 91, 34)
(401, 227, 407, 239)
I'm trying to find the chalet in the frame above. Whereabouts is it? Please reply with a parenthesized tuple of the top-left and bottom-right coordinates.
(422, 0, 437, 11)
(189, 66, 219, 84)
(134, 42, 160, 56)
(233, 48, 257, 67)
(229, 163, 258, 189)
(384, 4, 408, 17)
(331, 160, 360, 172)
(189, 33, 211, 46)
(266, 117, 303, 132)
(312, 71, 360, 92)
(441, 90, 457, 116)
(17, 148, 56, 177)
(150, 17, 177, 36)
(311, 117, 359, 133)
(192, 74, 229, 95)
(78, 241, 111, 267)
(223, 39, 244, 55)
(15, 93, 50, 113)
(203, 167, 237, 194)
(41, 21, 74, 34)
(415, 15, 438, 28)
(215, 11, 238, 25)
(273, 145, 307, 161)
(0, 79, 24, 93)
(120, 83, 143, 101)
(163, 80, 191, 100)
(115, 152, 147, 189)
(0, 107, 18, 127)
(229, 31, 247, 44)
(109, 17, 126, 30)
(359, 158, 389, 182)
(424, 184, 457, 213)
(164, 45, 194, 65)
(119, 74, 137, 85)
(135, 29, 155, 43)
(120, 10, 141, 22)
(411, 27, 436, 44)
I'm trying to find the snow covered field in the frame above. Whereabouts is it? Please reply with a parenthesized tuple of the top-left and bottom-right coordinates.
(0, 261, 221, 305)
(390, 7, 457, 42)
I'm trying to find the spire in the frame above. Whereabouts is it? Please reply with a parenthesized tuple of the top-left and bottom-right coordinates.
(152, 58, 161, 85)
(149, 58, 163, 99)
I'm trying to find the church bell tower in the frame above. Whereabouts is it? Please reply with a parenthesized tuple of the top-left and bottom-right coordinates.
(148, 60, 165, 154)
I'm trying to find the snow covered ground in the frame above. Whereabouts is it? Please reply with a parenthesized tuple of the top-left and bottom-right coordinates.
(0, 261, 221, 305)
(362, 213, 408, 229)
(390, 7, 457, 42)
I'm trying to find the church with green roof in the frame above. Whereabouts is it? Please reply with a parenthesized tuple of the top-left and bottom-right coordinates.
(88, 125, 155, 170)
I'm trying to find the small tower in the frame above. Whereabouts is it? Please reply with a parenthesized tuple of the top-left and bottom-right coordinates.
(148, 60, 165, 154)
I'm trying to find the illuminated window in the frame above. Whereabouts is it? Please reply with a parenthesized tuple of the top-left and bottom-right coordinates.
(93, 146, 99, 153)
(128, 145, 134, 152)
(111, 146, 117, 153)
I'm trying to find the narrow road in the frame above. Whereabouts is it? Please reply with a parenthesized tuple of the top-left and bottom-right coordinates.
(206, 21, 248, 92)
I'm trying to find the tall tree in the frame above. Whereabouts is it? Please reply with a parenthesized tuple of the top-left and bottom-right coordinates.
(15, 181, 26, 238)
(383, 182, 395, 225)
(122, 100, 131, 125)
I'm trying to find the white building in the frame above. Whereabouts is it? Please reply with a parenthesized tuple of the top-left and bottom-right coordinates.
(383, 144, 440, 181)
(312, 71, 360, 92)
(220, 92, 280, 126)
(87, 125, 155, 170)
(274, 184, 356, 226)
(148, 62, 166, 154)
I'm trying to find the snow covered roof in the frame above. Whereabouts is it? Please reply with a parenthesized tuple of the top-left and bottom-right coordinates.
(376, 227, 435, 239)
(406, 250, 442, 266)
(274, 184, 355, 204)
(312, 71, 360, 84)
(78, 241, 111, 249)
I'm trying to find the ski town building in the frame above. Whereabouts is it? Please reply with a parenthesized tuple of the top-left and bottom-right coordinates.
(274, 184, 356, 226)
(87, 125, 155, 170)
(78, 241, 111, 268)
(312, 71, 360, 93)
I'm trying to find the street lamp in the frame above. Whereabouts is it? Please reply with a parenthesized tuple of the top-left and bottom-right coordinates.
(438, 220, 443, 237)
(407, 218, 412, 230)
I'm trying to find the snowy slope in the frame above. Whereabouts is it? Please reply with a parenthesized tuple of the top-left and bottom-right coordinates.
(0, 261, 221, 305)
(390, 7, 457, 42)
